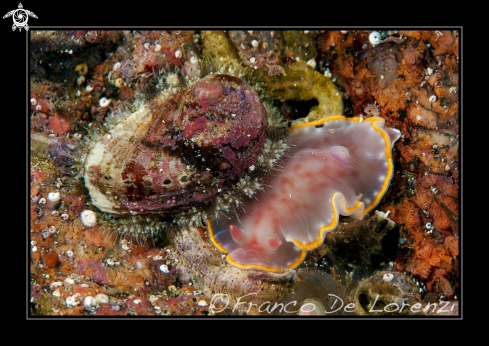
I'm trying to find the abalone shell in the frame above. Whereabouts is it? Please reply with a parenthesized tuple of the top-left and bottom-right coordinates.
(84, 74, 268, 216)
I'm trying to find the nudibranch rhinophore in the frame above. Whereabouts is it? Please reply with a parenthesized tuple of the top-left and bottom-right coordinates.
(208, 116, 401, 272)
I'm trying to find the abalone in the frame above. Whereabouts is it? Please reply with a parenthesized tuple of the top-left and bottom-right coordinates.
(84, 74, 269, 217)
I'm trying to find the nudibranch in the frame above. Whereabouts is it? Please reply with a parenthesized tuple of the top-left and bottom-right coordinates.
(208, 116, 401, 272)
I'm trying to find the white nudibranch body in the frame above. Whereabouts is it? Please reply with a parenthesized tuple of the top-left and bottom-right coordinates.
(369, 31, 382, 46)
(80, 210, 97, 227)
(47, 191, 61, 202)
(99, 97, 111, 108)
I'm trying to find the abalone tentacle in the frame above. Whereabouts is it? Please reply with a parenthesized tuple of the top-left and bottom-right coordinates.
(84, 74, 268, 216)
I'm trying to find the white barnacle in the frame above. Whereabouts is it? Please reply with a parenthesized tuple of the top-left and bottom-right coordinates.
(84, 296, 98, 308)
(86, 85, 93, 92)
(383, 273, 394, 282)
(115, 78, 124, 88)
(251, 39, 259, 48)
(41, 229, 50, 238)
(35, 104, 42, 111)
(416, 115, 422, 121)
(77, 75, 85, 85)
(80, 210, 97, 227)
(30, 98, 37, 106)
(250, 57, 256, 63)
(306, 58, 317, 69)
(99, 97, 111, 108)
(76, 90, 81, 97)
(38, 198, 46, 205)
(426, 67, 433, 76)
(425, 222, 432, 230)
(429, 95, 437, 103)
(113, 62, 121, 71)
(190, 56, 197, 64)
(122, 244, 129, 251)
(50, 281, 62, 289)
(95, 293, 109, 304)
(197, 300, 208, 306)
(155, 44, 162, 52)
(369, 31, 382, 46)
(175, 50, 182, 58)
(65, 295, 80, 307)
(66, 250, 73, 257)
(144, 42, 150, 50)
(159, 264, 170, 273)
(47, 191, 61, 202)
(380, 75, 384, 80)
(48, 226, 56, 234)
(324, 68, 332, 78)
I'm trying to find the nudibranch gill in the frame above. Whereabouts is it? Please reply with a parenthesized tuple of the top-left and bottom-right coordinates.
(208, 116, 401, 272)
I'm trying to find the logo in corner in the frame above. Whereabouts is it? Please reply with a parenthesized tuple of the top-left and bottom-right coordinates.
(3, 3, 37, 32)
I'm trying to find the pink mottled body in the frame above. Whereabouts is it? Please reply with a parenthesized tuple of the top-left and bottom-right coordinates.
(210, 116, 401, 271)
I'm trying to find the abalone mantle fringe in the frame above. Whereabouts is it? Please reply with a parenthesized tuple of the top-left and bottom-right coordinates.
(78, 83, 290, 243)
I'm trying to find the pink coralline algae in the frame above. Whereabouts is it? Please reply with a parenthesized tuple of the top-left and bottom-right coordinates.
(84, 74, 267, 216)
